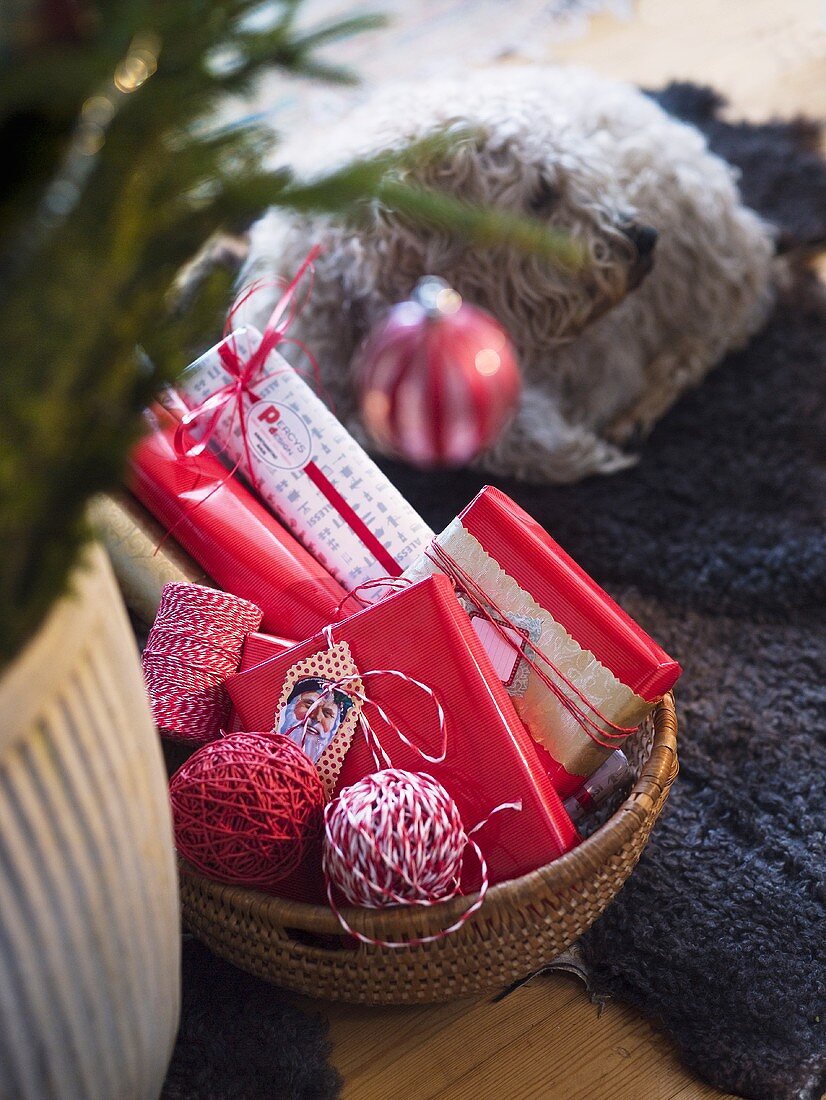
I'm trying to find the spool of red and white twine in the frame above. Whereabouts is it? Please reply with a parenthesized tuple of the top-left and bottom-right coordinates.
(141, 582, 263, 742)
(323, 769, 520, 948)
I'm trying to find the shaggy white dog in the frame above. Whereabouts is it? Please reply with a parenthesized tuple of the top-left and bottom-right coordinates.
(241, 66, 777, 483)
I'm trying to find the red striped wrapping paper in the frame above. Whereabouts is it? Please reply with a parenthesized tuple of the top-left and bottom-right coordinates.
(129, 403, 346, 640)
(402, 487, 682, 797)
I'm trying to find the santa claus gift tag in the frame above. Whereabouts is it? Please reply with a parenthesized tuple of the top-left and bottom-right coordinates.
(274, 641, 365, 798)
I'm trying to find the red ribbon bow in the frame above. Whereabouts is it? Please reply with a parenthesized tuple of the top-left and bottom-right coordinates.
(173, 244, 323, 490)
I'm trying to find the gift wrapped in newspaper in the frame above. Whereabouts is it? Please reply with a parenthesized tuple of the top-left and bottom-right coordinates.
(402, 487, 682, 797)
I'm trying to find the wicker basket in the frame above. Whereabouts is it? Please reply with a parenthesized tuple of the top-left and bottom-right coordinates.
(94, 493, 678, 1006)
(179, 694, 677, 1005)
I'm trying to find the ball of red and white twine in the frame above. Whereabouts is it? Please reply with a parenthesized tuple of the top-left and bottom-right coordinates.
(170, 732, 325, 889)
(323, 769, 506, 948)
(142, 583, 262, 742)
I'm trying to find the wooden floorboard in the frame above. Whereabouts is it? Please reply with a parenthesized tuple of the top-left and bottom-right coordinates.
(297, 2, 825, 1096)
(316, 977, 733, 1100)
(553, 0, 826, 120)
(327, 983, 582, 1098)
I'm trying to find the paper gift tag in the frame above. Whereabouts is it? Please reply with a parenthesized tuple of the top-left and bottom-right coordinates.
(179, 326, 434, 590)
(274, 640, 363, 798)
(467, 608, 541, 696)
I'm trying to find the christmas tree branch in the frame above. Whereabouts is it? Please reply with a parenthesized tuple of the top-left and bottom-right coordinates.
(0, 0, 583, 663)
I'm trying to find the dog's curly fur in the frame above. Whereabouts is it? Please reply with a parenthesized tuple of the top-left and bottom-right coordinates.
(241, 66, 778, 483)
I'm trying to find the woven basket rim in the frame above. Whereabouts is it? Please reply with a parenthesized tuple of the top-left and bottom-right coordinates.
(178, 694, 677, 940)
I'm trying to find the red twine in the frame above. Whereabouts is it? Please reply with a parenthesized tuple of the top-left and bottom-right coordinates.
(323, 769, 520, 948)
(333, 575, 412, 618)
(142, 582, 262, 742)
(290, 624, 450, 771)
(426, 542, 640, 750)
(170, 732, 325, 889)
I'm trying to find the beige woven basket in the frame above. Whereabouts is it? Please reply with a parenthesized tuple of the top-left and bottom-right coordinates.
(178, 694, 677, 1005)
(94, 493, 678, 1006)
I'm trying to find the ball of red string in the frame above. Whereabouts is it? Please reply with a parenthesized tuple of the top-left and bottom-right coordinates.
(323, 769, 467, 908)
(170, 732, 325, 889)
(141, 583, 262, 743)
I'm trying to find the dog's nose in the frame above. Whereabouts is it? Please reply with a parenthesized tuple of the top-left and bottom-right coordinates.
(622, 222, 657, 289)
(624, 223, 658, 259)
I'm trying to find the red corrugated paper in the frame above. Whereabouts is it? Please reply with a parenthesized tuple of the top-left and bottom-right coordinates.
(227, 634, 298, 737)
(128, 402, 346, 640)
(462, 487, 682, 701)
(226, 574, 578, 904)
(239, 632, 297, 671)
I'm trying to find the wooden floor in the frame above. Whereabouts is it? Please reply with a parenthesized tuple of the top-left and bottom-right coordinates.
(301, 980, 729, 1100)
(295, 3, 826, 1097)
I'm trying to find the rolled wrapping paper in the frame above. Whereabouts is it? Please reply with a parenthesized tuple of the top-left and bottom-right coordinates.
(562, 750, 632, 824)
(402, 486, 682, 798)
(90, 491, 211, 624)
(176, 325, 435, 590)
(128, 399, 347, 640)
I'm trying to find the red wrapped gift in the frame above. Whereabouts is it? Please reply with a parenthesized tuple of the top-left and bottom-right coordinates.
(403, 486, 682, 797)
(225, 574, 578, 903)
(177, 325, 434, 590)
(239, 631, 297, 672)
(128, 401, 346, 639)
(227, 632, 300, 734)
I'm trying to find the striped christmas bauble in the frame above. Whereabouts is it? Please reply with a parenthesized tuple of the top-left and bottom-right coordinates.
(355, 277, 521, 467)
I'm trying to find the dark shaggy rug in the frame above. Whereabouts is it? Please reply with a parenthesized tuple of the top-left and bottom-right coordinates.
(384, 87, 826, 1100)
(163, 87, 825, 1100)
(161, 938, 341, 1099)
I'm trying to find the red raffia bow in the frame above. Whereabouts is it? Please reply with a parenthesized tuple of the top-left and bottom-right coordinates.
(173, 244, 324, 492)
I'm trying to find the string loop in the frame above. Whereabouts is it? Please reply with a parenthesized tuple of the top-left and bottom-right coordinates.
(282, 649, 449, 771)
(427, 542, 640, 750)
(333, 575, 412, 619)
